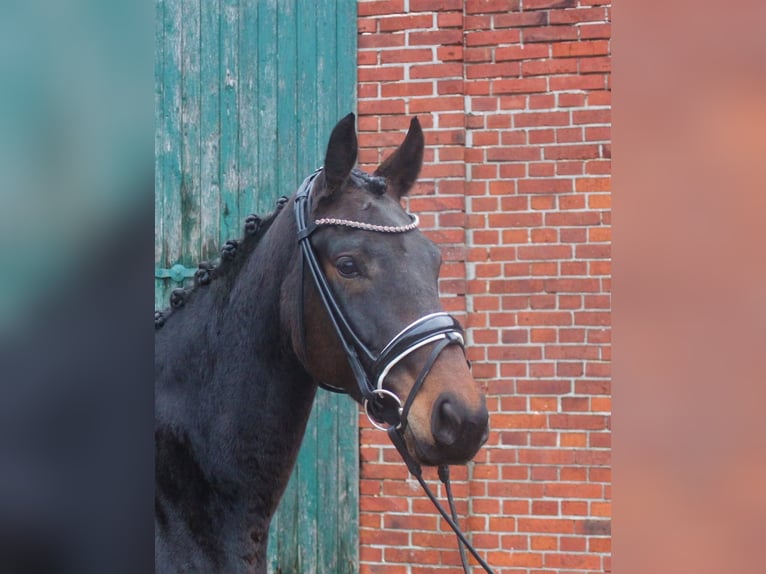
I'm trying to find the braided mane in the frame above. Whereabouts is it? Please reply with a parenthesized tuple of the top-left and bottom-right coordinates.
(154, 196, 289, 328)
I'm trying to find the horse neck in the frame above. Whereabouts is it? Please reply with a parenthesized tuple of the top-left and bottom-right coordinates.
(155, 206, 317, 559)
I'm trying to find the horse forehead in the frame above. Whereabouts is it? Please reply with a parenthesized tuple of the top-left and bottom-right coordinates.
(333, 185, 410, 226)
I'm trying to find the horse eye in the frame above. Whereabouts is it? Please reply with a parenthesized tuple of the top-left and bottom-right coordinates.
(335, 256, 360, 278)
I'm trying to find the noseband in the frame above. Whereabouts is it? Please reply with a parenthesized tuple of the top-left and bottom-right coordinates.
(294, 168, 465, 430)
(293, 168, 496, 574)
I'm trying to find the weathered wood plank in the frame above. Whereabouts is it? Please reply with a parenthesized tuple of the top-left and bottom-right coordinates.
(254, 0, 278, 215)
(155, 0, 167, 309)
(158, 0, 184, 305)
(181, 0, 202, 263)
(276, 0, 297, 198)
(336, 396, 360, 571)
(219, 0, 240, 243)
(237, 0, 259, 214)
(199, 0, 221, 261)
(316, 393, 341, 572)
(296, 0, 318, 176)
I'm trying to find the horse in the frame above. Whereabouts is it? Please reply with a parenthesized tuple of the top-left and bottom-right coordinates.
(155, 113, 490, 573)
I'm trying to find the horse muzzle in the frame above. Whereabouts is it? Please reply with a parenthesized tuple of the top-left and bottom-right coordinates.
(431, 392, 490, 460)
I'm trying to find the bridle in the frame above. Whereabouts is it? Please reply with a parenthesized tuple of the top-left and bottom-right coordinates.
(294, 168, 496, 574)
(294, 168, 466, 426)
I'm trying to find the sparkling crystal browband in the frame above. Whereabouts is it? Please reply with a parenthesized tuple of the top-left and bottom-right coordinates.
(313, 214, 419, 234)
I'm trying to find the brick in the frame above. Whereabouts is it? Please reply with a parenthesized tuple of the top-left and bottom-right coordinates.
(360, 562, 408, 574)
(581, 55, 612, 73)
(530, 228, 557, 243)
(409, 95, 464, 112)
(409, 0, 463, 11)
(358, 33, 406, 49)
(467, 62, 521, 79)
(588, 227, 611, 242)
(363, 496, 409, 512)
(384, 547, 439, 564)
(552, 40, 611, 58)
(518, 518, 575, 534)
(576, 244, 610, 258)
(556, 127, 583, 143)
(573, 108, 611, 124)
(487, 145, 542, 162)
(549, 73, 606, 90)
(514, 110, 570, 127)
(410, 62, 463, 79)
(358, 66, 404, 82)
(378, 14, 433, 32)
(549, 7, 608, 24)
(464, 46, 493, 63)
(524, 0, 577, 9)
(357, 0, 405, 17)
(437, 46, 463, 63)
(437, 12, 463, 28)
(380, 48, 433, 64)
(409, 30, 463, 46)
(465, 0, 521, 13)
(495, 11, 548, 28)
(357, 18, 377, 34)
(559, 195, 586, 212)
(588, 89, 612, 106)
(544, 551, 602, 570)
(379, 82, 433, 98)
(517, 245, 573, 260)
(357, 98, 405, 115)
(465, 29, 521, 47)
(558, 92, 586, 107)
(528, 163, 554, 179)
(518, 178, 573, 194)
(358, 51, 379, 66)
(544, 144, 600, 160)
(523, 26, 579, 43)
(493, 77, 548, 94)
(580, 23, 612, 39)
(589, 537, 612, 552)
(557, 160, 585, 175)
(522, 58, 579, 76)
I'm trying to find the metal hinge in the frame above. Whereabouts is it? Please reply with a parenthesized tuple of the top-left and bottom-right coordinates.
(154, 263, 196, 283)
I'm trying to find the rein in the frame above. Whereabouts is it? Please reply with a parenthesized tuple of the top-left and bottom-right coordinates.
(294, 168, 496, 574)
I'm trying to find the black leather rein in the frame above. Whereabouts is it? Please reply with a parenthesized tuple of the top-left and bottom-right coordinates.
(293, 168, 496, 574)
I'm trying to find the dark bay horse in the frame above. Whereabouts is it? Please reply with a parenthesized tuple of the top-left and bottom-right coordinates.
(155, 114, 489, 573)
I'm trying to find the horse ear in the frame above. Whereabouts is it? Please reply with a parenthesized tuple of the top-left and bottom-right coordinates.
(318, 112, 358, 200)
(374, 117, 424, 198)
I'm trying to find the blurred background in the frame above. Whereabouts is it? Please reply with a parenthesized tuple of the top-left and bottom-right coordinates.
(0, 1, 153, 572)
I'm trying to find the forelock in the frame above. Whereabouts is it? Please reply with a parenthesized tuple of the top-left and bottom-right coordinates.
(350, 168, 387, 196)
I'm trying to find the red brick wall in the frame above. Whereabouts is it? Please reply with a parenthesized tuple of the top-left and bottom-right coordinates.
(357, 1, 611, 572)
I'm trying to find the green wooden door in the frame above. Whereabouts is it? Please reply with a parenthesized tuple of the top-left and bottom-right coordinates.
(155, 1, 358, 572)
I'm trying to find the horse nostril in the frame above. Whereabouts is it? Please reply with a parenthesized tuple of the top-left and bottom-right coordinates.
(432, 397, 462, 447)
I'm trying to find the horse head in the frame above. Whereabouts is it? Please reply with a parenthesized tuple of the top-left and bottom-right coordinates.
(290, 113, 489, 467)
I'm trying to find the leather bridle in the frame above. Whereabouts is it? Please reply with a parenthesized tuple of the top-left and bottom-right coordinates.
(294, 168, 466, 430)
(294, 168, 496, 574)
